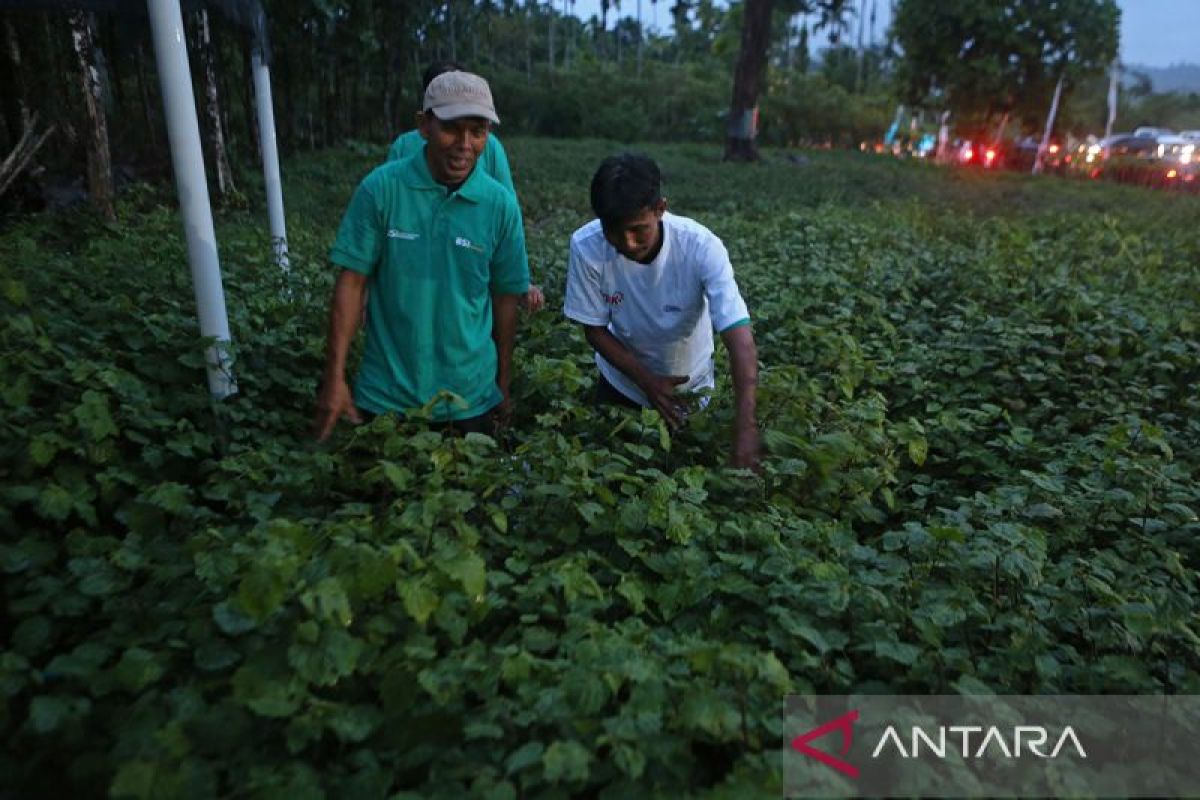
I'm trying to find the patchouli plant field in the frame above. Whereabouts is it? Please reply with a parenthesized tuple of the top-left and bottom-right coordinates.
(2, 139, 1199, 798)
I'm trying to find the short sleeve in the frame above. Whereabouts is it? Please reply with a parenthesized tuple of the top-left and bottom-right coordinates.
(563, 237, 610, 326)
(387, 131, 417, 163)
(489, 198, 530, 295)
(329, 179, 384, 276)
(485, 135, 517, 197)
(700, 236, 751, 332)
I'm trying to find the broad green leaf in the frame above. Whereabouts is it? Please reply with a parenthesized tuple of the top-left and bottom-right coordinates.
(907, 435, 929, 466)
(300, 577, 353, 627)
(542, 740, 590, 783)
(436, 546, 487, 598)
(288, 628, 363, 686)
(28, 694, 90, 734)
(110, 760, 157, 799)
(231, 662, 301, 717)
(505, 741, 544, 775)
(114, 647, 165, 692)
(397, 575, 440, 626)
(37, 484, 74, 522)
(325, 704, 381, 743)
(614, 743, 646, 779)
(212, 601, 257, 635)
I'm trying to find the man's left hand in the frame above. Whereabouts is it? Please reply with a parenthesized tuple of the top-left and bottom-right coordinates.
(492, 386, 513, 430)
(520, 285, 545, 313)
(731, 425, 762, 472)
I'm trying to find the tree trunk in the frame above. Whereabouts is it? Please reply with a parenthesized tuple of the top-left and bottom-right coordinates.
(101, 17, 124, 120)
(46, 14, 78, 149)
(525, 1, 533, 80)
(68, 11, 115, 221)
(855, 0, 866, 93)
(241, 37, 259, 161)
(380, 28, 393, 136)
(191, 10, 236, 201)
(135, 44, 159, 151)
(548, 0, 556, 69)
(3, 17, 32, 134)
(724, 0, 772, 161)
(636, 0, 642, 75)
(1, 113, 55, 199)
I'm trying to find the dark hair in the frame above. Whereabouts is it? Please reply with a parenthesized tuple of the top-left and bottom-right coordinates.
(589, 153, 663, 228)
(422, 61, 464, 92)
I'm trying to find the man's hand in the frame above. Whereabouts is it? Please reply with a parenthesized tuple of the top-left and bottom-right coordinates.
(492, 384, 513, 430)
(721, 324, 760, 471)
(317, 269, 368, 441)
(640, 373, 690, 430)
(731, 423, 762, 471)
(314, 377, 362, 441)
(520, 285, 545, 313)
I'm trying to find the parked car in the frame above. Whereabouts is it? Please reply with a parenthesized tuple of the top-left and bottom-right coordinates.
(950, 138, 1003, 169)
(1006, 136, 1065, 173)
(1155, 135, 1198, 190)
(1098, 134, 1162, 185)
(1134, 126, 1174, 139)
(1156, 135, 1195, 164)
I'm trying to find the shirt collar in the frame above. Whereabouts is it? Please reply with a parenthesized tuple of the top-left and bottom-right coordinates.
(401, 143, 485, 203)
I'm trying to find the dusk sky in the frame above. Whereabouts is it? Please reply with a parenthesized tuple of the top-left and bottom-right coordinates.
(566, 0, 1199, 68)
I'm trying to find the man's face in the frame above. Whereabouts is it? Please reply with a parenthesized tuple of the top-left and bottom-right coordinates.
(603, 200, 667, 263)
(418, 112, 489, 185)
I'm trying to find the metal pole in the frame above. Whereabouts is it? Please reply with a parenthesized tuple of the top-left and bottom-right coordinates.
(252, 48, 289, 270)
(1034, 72, 1065, 175)
(1105, 58, 1119, 140)
(146, 0, 236, 399)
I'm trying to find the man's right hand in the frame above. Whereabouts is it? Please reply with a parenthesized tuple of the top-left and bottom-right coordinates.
(314, 378, 362, 441)
(639, 374, 690, 430)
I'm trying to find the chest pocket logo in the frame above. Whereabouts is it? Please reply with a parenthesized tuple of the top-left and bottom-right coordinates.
(454, 236, 485, 254)
(387, 229, 419, 240)
(663, 304, 683, 313)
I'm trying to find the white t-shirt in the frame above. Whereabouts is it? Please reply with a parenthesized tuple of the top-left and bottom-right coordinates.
(563, 212, 751, 407)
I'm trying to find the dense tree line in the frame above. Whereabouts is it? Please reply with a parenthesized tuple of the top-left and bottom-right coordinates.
(0, 0, 1195, 216)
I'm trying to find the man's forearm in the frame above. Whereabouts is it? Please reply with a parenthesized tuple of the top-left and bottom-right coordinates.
(324, 270, 367, 384)
(491, 293, 521, 391)
(583, 326, 654, 390)
(722, 325, 758, 427)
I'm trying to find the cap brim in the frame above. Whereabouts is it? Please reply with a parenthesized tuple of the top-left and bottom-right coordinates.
(431, 104, 500, 125)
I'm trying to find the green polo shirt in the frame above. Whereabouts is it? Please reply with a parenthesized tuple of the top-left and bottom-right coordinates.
(387, 130, 516, 196)
(329, 149, 530, 421)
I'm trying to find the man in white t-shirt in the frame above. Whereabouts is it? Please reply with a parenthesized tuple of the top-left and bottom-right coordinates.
(563, 153, 761, 469)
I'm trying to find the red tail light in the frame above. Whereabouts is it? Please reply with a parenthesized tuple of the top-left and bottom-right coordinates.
(985, 149, 996, 163)
(1049, 144, 1060, 154)
(1167, 169, 1179, 179)
(963, 149, 974, 162)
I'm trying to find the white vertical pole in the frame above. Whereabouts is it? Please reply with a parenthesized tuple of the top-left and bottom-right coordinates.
(146, 0, 235, 399)
(1034, 73, 1065, 175)
(936, 110, 950, 162)
(253, 48, 289, 270)
(1105, 58, 1119, 140)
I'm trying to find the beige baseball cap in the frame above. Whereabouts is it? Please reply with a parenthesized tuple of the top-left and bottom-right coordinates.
(423, 71, 500, 125)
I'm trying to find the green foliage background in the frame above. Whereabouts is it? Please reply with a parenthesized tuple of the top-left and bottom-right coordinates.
(2, 139, 1199, 797)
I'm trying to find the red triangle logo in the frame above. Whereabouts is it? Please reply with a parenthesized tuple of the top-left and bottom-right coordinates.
(790, 709, 860, 778)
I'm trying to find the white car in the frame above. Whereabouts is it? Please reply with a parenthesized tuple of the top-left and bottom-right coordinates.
(1134, 126, 1174, 139)
(1156, 135, 1196, 165)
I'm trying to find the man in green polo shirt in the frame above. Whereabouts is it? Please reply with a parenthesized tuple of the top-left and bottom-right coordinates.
(314, 71, 530, 440)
